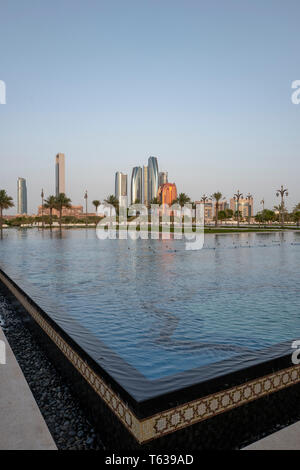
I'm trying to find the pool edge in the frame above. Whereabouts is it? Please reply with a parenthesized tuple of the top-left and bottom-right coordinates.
(1, 267, 300, 446)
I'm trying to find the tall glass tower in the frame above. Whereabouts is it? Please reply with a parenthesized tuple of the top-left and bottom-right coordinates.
(17, 177, 27, 214)
(143, 165, 148, 205)
(159, 171, 168, 187)
(131, 167, 142, 204)
(55, 153, 65, 197)
(115, 172, 128, 208)
(147, 156, 159, 203)
(115, 172, 127, 198)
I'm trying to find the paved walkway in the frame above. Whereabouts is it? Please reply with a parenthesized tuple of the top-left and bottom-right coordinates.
(244, 422, 300, 450)
(0, 326, 56, 450)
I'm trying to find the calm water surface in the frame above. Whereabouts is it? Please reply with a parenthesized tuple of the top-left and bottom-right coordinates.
(0, 229, 299, 396)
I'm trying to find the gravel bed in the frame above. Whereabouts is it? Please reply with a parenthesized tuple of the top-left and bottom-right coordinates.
(0, 292, 105, 450)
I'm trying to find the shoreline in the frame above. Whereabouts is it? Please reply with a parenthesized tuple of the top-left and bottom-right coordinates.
(1, 225, 300, 234)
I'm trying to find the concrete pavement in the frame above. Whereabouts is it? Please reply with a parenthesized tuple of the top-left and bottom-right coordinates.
(244, 421, 300, 450)
(0, 326, 56, 450)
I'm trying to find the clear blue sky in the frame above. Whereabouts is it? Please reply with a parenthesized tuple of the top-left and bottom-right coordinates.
(1, 0, 300, 213)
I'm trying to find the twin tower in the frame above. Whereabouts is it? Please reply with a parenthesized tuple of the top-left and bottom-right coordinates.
(115, 156, 165, 208)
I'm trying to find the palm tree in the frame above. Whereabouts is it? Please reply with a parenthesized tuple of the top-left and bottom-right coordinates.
(44, 195, 57, 229)
(294, 203, 300, 212)
(274, 203, 288, 225)
(0, 190, 14, 232)
(234, 210, 242, 224)
(276, 186, 288, 227)
(104, 195, 119, 211)
(55, 193, 72, 229)
(176, 193, 191, 208)
(211, 192, 222, 227)
(150, 197, 160, 205)
(92, 200, 101, 214)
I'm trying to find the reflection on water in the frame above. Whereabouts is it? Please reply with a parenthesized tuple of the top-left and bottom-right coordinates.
(0, 229, 300, 382)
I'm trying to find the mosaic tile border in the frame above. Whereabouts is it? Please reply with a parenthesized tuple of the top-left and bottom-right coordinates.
(1, 269, 300, 444)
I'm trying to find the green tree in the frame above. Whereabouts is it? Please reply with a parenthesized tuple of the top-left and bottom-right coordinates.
(292, 204, 300, 226)
(0, 190, 14, 231)
(292, 211, 300, 227)
(211, 192, 222, 227)
(44, 195, 57, 229)
(234, 210, 242, 223)
(256, 209, 276, 225)
(225, 208, 233, 219)
(294, 203, 300, 212)
(218, 210, 226, 225)
(55, 193, 72, 229)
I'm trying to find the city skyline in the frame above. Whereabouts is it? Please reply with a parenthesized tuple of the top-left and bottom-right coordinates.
(1, 1, 300, 213)
(3, 152, 296, 217)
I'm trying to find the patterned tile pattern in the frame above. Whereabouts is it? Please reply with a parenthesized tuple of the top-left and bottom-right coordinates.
(1, 270, 300, 444)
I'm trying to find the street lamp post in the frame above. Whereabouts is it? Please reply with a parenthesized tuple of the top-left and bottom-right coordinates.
(246, 193, 253, 225)
(233, 190, 243, 227)
(84, 190, 88, 227)
(276, 185, 288, 228)
(41, 189, 44, 229)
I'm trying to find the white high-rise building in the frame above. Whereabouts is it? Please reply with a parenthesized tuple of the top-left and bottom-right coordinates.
(115, 172, 128, 209)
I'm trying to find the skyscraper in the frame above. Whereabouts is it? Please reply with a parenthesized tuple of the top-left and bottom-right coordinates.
(131, 166, 143, 204)
(115, 172, 127, 198)
(159, 171, 168, 187)
(55, 153, 65, 197)
(115, 172, 128, 208)
(143, 166, 148, 205)
(17, 177, 27, 214)
(148, 156, 159, 203)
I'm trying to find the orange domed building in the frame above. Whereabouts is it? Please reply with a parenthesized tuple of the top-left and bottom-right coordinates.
(158, 183, 177, 206)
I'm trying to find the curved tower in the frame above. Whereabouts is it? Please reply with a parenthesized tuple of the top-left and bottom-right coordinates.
(131, 167, 142, 204)
(147, 156, 159, 203)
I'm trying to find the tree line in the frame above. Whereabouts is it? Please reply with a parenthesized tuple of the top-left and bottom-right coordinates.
(1, 188, 299, 229)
